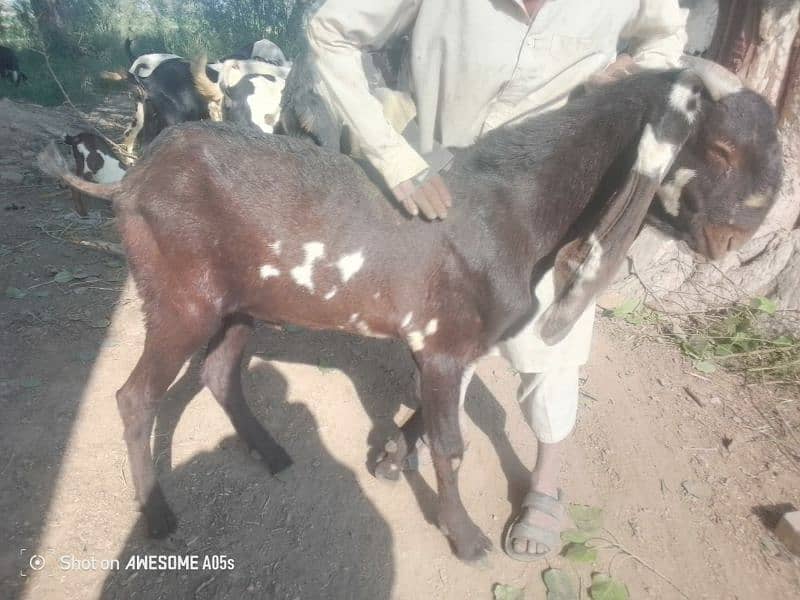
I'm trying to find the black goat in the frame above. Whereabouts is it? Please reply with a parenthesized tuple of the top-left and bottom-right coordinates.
(0, 46, 27, 86)
(38, 64, 782, 562)
(123, 59, 220, 152)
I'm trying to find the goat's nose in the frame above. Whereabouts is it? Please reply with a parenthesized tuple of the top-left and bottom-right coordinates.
(702, 224, 748, 260)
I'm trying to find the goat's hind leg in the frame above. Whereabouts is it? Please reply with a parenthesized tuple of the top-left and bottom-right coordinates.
(202, 314, 292, 474)
(420, 356, 491, 562)
(117, 319, 211, 538)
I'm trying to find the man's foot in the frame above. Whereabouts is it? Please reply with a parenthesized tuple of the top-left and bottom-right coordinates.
(503, 487, 564, 561)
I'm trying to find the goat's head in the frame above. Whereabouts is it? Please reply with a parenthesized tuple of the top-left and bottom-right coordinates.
(539, 59, 783, 345)
(650, 60, 783, 260)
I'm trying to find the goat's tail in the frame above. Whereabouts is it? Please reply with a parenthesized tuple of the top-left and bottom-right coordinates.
(191, 53, 223, 103)
(37, 142, 120, 201)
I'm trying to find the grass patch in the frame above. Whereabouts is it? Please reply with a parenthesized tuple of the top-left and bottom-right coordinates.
(605, 297, 800, 388)
(0, 46, 130, 107)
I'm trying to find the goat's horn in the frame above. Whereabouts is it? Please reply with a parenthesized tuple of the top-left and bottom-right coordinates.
(680, 55, 743, 101)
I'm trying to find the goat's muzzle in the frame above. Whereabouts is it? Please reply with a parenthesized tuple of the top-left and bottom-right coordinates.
(702, 224, 749, 260)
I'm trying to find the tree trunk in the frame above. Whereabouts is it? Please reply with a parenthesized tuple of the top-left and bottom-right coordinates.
(29, 0, 74, 53)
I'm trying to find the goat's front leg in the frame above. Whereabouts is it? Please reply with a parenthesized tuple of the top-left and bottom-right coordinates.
(376, 365, 475, 481)
(420, 356, 491, 562)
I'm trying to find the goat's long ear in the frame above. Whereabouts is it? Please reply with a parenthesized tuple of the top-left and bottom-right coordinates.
(537, 71, 705, 345)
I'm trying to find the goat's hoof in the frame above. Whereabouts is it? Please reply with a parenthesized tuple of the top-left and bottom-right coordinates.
(145, 505, 178, 539)
(374, 453, 403, 481)
(443, 518, 493, 563)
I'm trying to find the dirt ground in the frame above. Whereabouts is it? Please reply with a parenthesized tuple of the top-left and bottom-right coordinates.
(1, 94, 799, 600)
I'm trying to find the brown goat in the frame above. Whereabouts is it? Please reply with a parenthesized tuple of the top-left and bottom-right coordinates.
(38, 64, 782, 562)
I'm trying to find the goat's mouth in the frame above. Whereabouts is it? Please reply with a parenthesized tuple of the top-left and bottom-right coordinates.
(695, 223, 749, 261)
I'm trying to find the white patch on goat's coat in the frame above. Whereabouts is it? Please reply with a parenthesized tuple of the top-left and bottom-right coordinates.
(406, 331, 426, 352)
(634, 124, 677, 180)
(336, 250, 365, 283)
(424, 319, 439, 336)
(744, 193, 768, 208)
(324, 287, 338, 300)
(355, 320, 388, 338)
(372, 292, 380, 300)
(577, 234, 603, 282)
(348, 313, 360, 323)
(259, 264, 280, 279)
(401, 312, 413, 328)
(76, 145, 126, 183)
(290, 242, 325, 292)
(657, 168, 696, 216)
(668, 82, 698, 123)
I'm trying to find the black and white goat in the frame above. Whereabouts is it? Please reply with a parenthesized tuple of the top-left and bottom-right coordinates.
(38, 61, 782, 562)
(0, 46, 27, 86)
(192, 55, 287, 134)
(122, 59, 222, 153)
(62, 132, 127, 216)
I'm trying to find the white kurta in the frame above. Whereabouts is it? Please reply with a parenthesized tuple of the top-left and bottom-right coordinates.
(307, 0, 687, 440)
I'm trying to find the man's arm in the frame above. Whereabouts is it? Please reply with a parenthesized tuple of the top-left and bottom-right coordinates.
(307, 0, 452, 219)
(623, 0, 688, 69)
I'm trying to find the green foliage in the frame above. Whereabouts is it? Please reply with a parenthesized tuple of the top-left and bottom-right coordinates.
(589, 574, 629, 600)
(493, 583, 525, 600)
(1, 1, 310, 106)
(606, 299, 659, 326)
(542, 568, 577, 600)
(562, 541, 598, 563)
(674, 298, 800, 382)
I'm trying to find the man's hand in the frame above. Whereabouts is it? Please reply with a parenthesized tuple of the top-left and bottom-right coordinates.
(585, 53, 640, 89)
(392, 173, 452, 220)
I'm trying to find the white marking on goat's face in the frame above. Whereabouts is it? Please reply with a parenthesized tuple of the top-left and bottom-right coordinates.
(269, 240, 282, 254)
(668, 82, 699, 123)
(424, 319, 438, 336)
(246, 76, 285, 133)
(406, 331, 425, 352)
(259, 264, 280, 279)
(577, 234, 603, 282)
(635, 124, 677, 180)
(657, 168, 696, 216)
(401, 312, 413, 328)
(290, 241, 325, 292)
(744, 193, 767, 208)
(336, 250, 364, 283)
(324, 287, 338, 300)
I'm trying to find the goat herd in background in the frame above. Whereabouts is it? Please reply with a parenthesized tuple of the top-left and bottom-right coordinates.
(53, 35, 403, 216)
